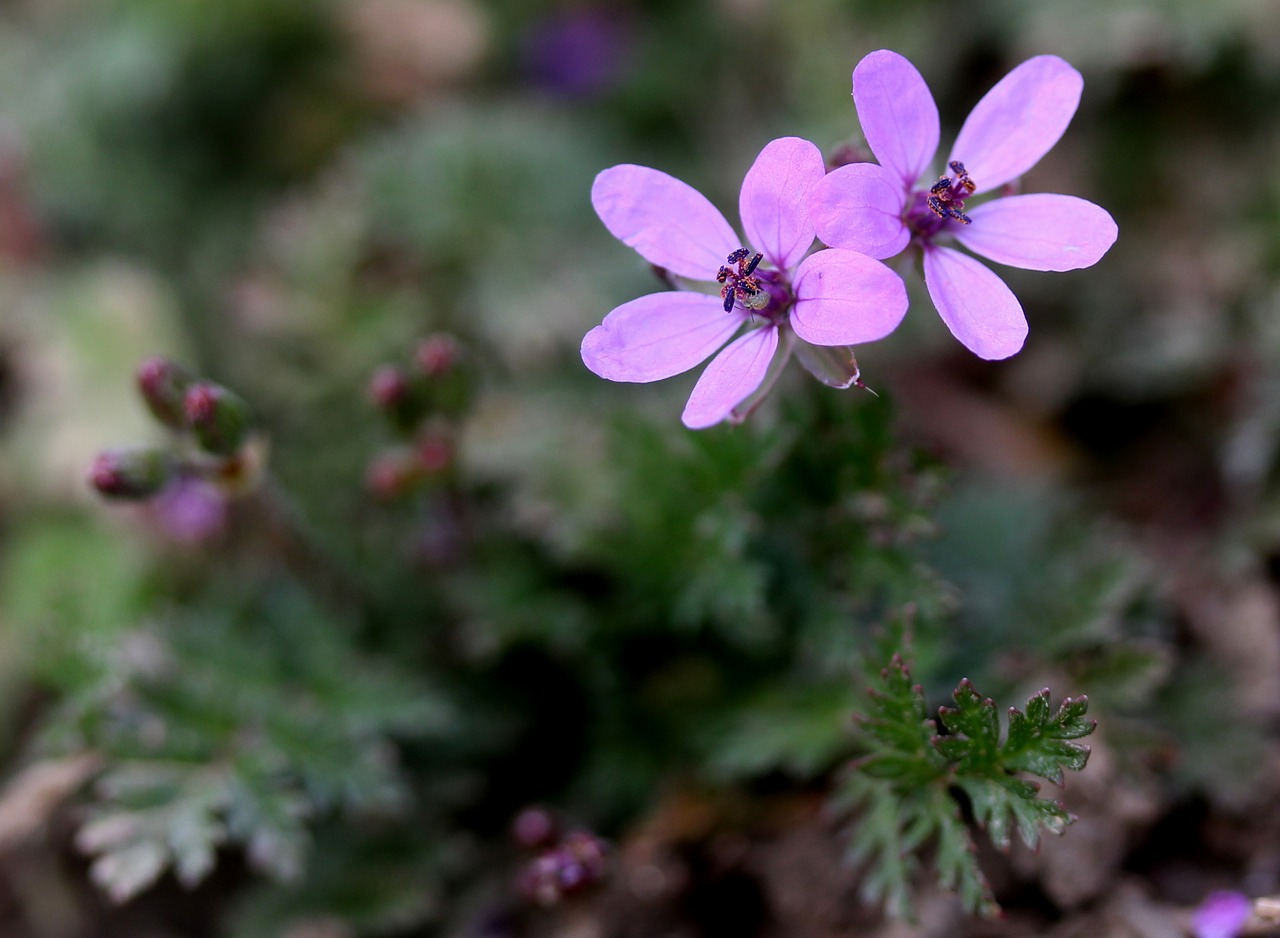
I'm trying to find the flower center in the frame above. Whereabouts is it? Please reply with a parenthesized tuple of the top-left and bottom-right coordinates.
(926, 160, 976, 225)
(716, 248, 768, 312)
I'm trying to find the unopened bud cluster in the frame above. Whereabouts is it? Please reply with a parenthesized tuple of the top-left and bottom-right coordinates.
(511, 807, 609, 907)
(88, 356, 259, 506)
(365, 333, 469, 501)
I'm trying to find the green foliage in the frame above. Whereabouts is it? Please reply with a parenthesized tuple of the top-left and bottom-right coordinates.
(839, 636, 1096, 919)
(35, 584, 453, 904)
(225, 821, 457, 938)
(702, 682, 865, 780)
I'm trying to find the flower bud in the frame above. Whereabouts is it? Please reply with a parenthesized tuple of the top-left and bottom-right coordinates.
(184, 383, 253, 456)
(515, 829, 609, 906)
(416, 430, 454, 474)
(512, 806, 557, 849)
(136, 357, 195, 430)
(369, 365, 410, 409)
(365, 449, 422, 501)
(414, 334, 460, 378)
(88, 447, 174, 500)
(415, 334, 471, 417)
(368, 364, 424, 433)
(560, 830, 608, 883)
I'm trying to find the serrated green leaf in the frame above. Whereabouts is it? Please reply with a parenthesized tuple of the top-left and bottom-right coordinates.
(846, 657, 1098, 918)
(935, 680, 1002, 773)
(1001, 692, 1095, 784)
(957, 772, 1075, 852)
(933, 803, 998, 918)
(838, 775, 925, 921)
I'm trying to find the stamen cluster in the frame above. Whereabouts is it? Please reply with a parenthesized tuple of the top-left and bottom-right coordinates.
(716, 247, 766, 312)
(927, 160, 976, 225)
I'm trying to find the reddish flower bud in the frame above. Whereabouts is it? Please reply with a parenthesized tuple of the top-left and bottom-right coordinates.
(414, 334, 459, 378)
(416, 432, 453, 474)
(136, 357, 195, 430)
(415, 335, 471, 417)
(88, 447, 174, 500)
(368, 364, 426, 433)
(512, 807, 557, 849)
(365, 449, 422, 501)
(369, 365, 410, 409)
(184, 383, 253, 456)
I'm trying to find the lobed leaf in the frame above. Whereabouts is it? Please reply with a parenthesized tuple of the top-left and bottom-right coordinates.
(1001, 691, 1095, 784)
(844, 645, 1097, 918)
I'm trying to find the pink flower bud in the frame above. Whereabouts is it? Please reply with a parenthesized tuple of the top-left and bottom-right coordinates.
(415, 334, 460, 378)
(88, 448, 173, 500)
(512, 806, 557, 849)
(136, 357, 195, 430)
(368, 364, 428, 433)
(369, 365, 410, 409)
(416, 432, 453, 474)
(184, 383, 253, 456)
(365, 450, 422, 500)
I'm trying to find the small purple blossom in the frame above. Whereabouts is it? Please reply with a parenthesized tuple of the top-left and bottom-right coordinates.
(583, 136, 909, 428)
(1194, 891, 1251, 938)
(811, 51, 1118, 360)
(516, 829, 609, 906)
(522, 9, 631, 98)
(149, 477, 227, 544)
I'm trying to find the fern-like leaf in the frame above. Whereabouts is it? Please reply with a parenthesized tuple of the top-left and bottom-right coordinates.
(839, 643, 1097, 918)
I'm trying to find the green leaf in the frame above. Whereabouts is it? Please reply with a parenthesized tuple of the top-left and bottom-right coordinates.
(46, 584, 454, 903)
(837, 773, 999, 921)
(934, 680, 1002, 774)
(841, 642, 1097, 919)
(1001, 691, 1095, 785)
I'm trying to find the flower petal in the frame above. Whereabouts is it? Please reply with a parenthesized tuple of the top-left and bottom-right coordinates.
(853, 50, 940, 191)
(592, 165, 739, 280)
(681, 326, 779, 429)
(810, 162, 910, 259)
(581, 292, 745, 382)
(950, 56, 1083, 194)
(791, 249, 908, 346)
(1194, 892, 1251, 938)
(923, 247, 1027, 360)
(956, 194, 1118, 271)
(739, 136, 825, 272)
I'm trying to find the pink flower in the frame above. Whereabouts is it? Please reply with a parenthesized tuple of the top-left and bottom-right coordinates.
(149, 477, 227, 544)
(811, 51, 1118, 360)
(583, 136, 909, 428)
(1194, 891, 1251, 938)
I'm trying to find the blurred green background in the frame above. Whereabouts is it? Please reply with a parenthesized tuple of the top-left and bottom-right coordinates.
(1, 0, 1279, 935)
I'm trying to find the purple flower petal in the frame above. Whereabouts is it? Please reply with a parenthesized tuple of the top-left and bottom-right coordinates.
(923, 246, 1027, 360)
(1194, 891, 1251, 938)
(681, 326, 779, 429)
(810, 162, 910, 259)
(957, 194, 1118, 271)
(581, 292, 744, 382)
(949, 56, 1083, 194)
(151, 479, 227, 544)
(739, 136, 824, 272)
(853, 50, 940, 191)
(790, 249, 908, 346)
(592, 165, 739, 280)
